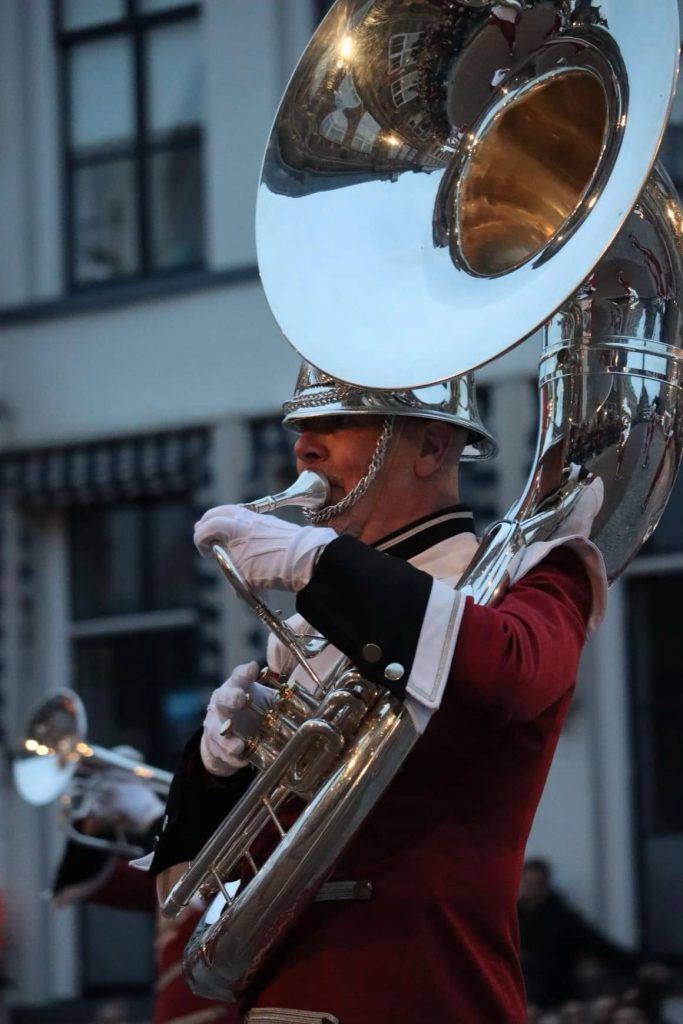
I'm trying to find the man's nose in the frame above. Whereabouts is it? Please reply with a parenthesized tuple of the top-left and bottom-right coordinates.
(293, 431, 328, 464)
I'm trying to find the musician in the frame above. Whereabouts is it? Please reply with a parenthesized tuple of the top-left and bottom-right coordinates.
(151, 362, 607, 1024)
(52, 767, 236, 1024)
(52, 763, 163, 911)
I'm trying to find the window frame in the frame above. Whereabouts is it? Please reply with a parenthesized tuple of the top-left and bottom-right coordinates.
(390, 70, 420, 109)
(388, 31, 421, 73)
(54, 0, 203, 292)
(66, 490, 203, 774)
(625, 561, 683, 958)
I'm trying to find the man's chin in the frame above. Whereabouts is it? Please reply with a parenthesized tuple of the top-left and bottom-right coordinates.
(322, 506, 363, 539)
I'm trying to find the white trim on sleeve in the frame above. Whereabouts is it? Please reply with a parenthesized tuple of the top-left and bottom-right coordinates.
(404, 581, 466, 732)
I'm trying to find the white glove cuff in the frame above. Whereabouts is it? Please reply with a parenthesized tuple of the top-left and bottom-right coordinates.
(200, 729, 247, 777)
(289, 526, 337, 591)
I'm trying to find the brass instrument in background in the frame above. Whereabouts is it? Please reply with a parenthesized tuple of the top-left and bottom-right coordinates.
(14, 689, 172, 858)
(162, 0, 683, 1001)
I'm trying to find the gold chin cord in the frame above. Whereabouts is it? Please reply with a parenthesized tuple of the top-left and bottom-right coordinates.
(163, 0, 683, 1003)
(14, 689, 172, 859)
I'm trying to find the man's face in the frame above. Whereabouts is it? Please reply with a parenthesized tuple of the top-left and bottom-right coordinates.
(292, 415, 386, 535)
(291, 413, 460, 541)
(519, 866, 550, 909)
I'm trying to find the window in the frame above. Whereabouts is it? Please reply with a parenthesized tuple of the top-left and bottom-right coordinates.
(406, 112, 430, 140)
(630, 572, 683, 835)
(390, 70, 420, 109)
(661, 124, 683, 192)
(459, 384, 499, 526)
(628, 570, 683, 957)
(351, 113, 381, 154)
(56, 0, 204, 288)
(638, 459, 683, 556)
(64, 492, 204, 994)
(388, 32, 422, 73)
(660, 59, 683, 197)
(624, 462, 683, 957)
(68, 495, 204, 771)
(321, 110, 349, 145)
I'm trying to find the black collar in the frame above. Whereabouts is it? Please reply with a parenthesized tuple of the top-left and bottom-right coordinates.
(373, 505, 475, 561)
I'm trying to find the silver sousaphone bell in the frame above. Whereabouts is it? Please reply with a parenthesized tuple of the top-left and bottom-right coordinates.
(257, 0, 682, 392)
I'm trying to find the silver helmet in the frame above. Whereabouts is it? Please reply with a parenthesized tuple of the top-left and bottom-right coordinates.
(282, 362, 497, 461)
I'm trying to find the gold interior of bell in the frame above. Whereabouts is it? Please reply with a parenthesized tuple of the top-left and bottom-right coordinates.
(458, 71, 609, 275)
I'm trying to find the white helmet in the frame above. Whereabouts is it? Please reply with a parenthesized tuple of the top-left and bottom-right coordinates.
(282, 362, 497, 461)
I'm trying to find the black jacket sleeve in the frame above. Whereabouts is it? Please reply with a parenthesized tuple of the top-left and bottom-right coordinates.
(149, 727, 256, 875)
(296, 534, 433, 698)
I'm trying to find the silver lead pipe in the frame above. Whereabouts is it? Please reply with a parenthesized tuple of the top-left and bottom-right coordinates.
(242, 470, 330, 515)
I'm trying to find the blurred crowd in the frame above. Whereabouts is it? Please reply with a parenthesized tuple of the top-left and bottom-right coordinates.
(520, 859, 676, 1024)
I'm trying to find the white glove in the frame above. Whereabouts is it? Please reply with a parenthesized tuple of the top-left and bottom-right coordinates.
(82, 776, 165, 833)
(193, 506, 336, 592)
(200, 661, 278, 776)
(555, 476, 605, 539)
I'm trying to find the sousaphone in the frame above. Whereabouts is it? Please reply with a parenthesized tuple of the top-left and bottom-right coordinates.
(162, 0, 683, 1000)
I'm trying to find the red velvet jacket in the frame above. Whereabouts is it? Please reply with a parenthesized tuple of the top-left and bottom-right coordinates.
(152, 512, 595, 1023)
(237, 545, 592, 1023)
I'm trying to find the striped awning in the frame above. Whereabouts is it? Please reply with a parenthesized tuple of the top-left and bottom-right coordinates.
(0, 428, 210, 507)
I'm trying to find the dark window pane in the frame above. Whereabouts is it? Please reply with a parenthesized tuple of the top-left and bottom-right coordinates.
(70, 504, 144, 619)
(146, 20, 203, 141)
(316, 0, 335, 22)
(246, 418, 297, 503)
(641, 836, 683, 958)
(639, 467, 683, 555)
(648, 710, 683, 831)
(74, 627, 202, 769)
(73, 159, 140, 282)
(629, 572, 683, 833)
(147, 499, 196, 609)
(148, 146, 203, 268)
(660, 123, 683, 195)
(62, 0, 126, 32)
(138, 0, 200, 12)
(459, 385, 499, 524)
(69, 37, 135, 154)
(630, 573, 682, 704)
(70, 497, 197, 616)
(162, 682, 212, 764)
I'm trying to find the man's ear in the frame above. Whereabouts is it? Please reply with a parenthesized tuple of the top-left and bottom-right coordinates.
(415, 421, 455, 477)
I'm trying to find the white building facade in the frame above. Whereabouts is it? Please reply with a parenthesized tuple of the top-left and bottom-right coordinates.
(0, 0, 680, 1014)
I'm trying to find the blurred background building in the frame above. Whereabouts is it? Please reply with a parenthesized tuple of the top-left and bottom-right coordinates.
(0, 0, 681, 1019)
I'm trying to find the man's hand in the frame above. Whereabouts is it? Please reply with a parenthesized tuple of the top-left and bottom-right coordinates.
(193, 505, 336, 592)
(78, 773, 165, 834)
(201, 661, 277, 776)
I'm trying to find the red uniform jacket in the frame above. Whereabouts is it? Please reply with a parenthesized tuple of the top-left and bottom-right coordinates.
(241, 545, 592, 1023)
(154, 512, 595, 1023)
